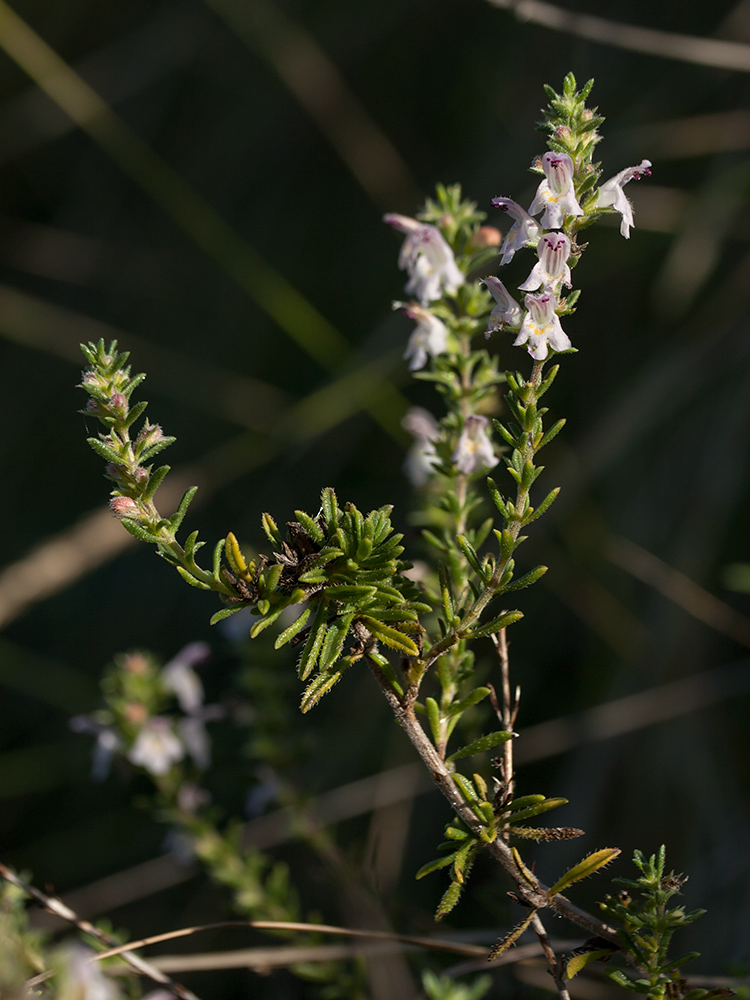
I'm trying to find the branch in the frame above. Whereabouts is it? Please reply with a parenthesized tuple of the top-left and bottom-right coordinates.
(486, 0, 750, 73)
(366, 660, 620, 943)
(0, 864, 200, 1000)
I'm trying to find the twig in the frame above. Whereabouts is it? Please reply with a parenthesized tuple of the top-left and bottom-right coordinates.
(486, 0, 750, 73)
(605, 535, 750, 647)
(530, 912, 571, 1000)
(0, 864, 200, 1000)
(87, 918, 489, 963)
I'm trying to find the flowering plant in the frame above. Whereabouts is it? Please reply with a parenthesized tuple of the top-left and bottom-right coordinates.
(1, 74, 728, 1000)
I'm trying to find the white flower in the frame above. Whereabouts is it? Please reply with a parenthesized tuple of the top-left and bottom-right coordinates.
(490, 196, 543, 265)
(519, 232, 572, 292)
(529, 151, 583, 230)
(56, 944, 122, 1000)
(70, 715, 122, 781)
(514, 292, 571, 361)
(452, 415, 498, 475)
(178, 716, 211, 770)
(397, 302, 449, 371)
(402, 406, 440, 486)
(162, 641, 209, 713)
(597, 159, 652, 238)
(483, 276, 523, 335)
(127, 718, 184, 776)
(384, 213, 463, 304)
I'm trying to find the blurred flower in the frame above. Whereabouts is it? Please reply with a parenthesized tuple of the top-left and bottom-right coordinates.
(127, 718, 184, 776)
(452, 415, 498, 475)
(397, 302, 449, 371)
(384, 213, 463, 304)
(469, 225, 502, 248)
(529, 151, 583, 229)
(490, 197, 543, 265)
(162, 641, 210, 713)
(515, 293, 571, 361)
(483, 276, 522, 335)
(403, 406, 440, 486)
(519, 232, 572, 292)
(597, 159, 652, 238)
(55, 944, 121, 1000)
(69, 716, 121, 782)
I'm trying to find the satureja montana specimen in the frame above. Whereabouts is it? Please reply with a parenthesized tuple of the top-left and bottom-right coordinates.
(70, 74, 729, 1000)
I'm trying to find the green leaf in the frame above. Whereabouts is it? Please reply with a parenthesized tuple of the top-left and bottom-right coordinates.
(274, 608, 312, 649)
(507, 798, 568, 823)
(470, 610, 524, 638)
(210, 605, 245, 625)
(361, 616, 419, 657)
(426, 697, 441, 744)
(547, 848, 621, 898)
(261, 512, 281, 547)
(435, 878, 463, 921)
(447, 730, 514, 763)
(169, 485, 198, 532)
(176, 565, 213, 590)
(318, 612, 355, 671)
(522, 488, 560, 525)
(250, 607, 285, 638)
(300, 666, 346, 713)
(118, 518, 162, 545)
(321, 487, 339, 533)
(566, 948, 617, 980)
(415, 853, 459, 880)
(445, 687, 491, 718)
(87, 437, 123, 465)
(293, 509, 326, 545)
(487, 909, 537, 960)
(501, 566, 547, 592)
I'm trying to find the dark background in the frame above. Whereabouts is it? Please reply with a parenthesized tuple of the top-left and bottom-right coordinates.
(1, 0, 750, 995)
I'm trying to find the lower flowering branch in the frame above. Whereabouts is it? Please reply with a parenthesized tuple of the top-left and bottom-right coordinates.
(365, 656, 620, 945)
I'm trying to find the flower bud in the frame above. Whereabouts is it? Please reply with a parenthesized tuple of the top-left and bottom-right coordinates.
(124, 702, 148, 725)
(123, 653, 149, 673)
(554, 126, 573, 143)
(109, 496, 142, 519)
(109, 393, 127, 417)
(469, 226, 502, 248)
(137, 423, 165, 448)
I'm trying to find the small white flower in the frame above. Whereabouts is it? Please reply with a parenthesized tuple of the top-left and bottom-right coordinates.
(452, 415, 498, 475)
(162, 641, 209, 713)
(529, 151, 583, 230)
(56, 944, 122, 1000)
(490, 196, 543, 265)
(597, 159, 652, 238)
(70, 715, 122, 781)
(483, 276, 523, 335)
(128, 718, 184, 776)
(397, 302, 449, 371)
(514, 293, 571, 361)
(178, 716, 211, 770)
(384, 213, 463, 304)
(402, 406, 440, 486)
(519, 232, 572, 292)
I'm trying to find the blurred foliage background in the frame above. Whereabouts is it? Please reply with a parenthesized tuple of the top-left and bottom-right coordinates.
(1, 0, 750, 995)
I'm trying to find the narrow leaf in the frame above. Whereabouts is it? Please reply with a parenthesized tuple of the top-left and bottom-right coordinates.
(447, 730, 514, 763)
(488, 910, 537, 960)
(548, 848, 621, 898)
(416, 853, 458, 880)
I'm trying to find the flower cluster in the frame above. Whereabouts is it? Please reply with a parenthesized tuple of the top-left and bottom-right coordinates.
(486, 79, 650, 361)
(71, 642, 221, 781)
